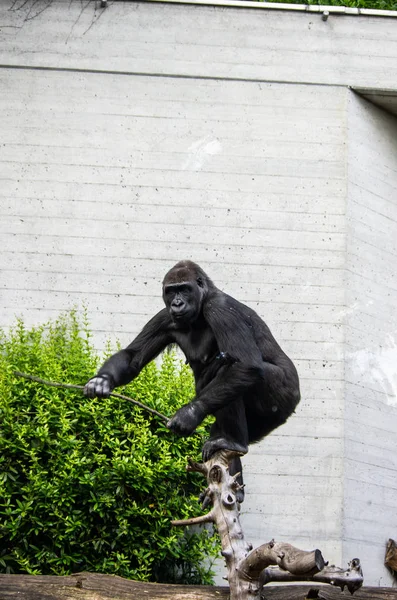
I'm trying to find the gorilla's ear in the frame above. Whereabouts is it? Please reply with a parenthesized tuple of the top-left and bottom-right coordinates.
(196, 276, 204, 288)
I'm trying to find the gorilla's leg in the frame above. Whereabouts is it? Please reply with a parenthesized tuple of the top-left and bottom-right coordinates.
(202, 399, 248, 461)
(202, 400, 247, 503)
(168, 362, 265, 437)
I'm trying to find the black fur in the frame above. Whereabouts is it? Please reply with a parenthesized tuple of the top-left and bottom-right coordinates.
(84, 261, 300, 498)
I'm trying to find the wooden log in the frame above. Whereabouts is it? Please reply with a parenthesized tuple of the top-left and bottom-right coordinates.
(239, 540, 325, 579)
(1, 573, 397, 600)
(0, 573, 221, 600)
(259, 558, 364, 595)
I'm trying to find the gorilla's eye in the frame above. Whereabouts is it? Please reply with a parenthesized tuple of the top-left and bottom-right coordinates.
(179, 284, 193, 294)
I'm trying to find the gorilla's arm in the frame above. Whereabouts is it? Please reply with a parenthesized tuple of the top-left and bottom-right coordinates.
(84, 309, 173, 398)
(203, 293, 265, 365)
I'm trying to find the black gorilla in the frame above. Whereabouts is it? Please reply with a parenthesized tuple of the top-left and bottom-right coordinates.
(84, 261, 300, 493)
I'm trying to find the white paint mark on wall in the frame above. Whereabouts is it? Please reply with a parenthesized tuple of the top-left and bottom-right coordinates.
(348, 334, 397, 405)
(182, 137, 222, 171)
(340, 299, 374, 318)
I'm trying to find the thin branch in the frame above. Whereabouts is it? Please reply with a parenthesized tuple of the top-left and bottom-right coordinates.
(65, 0, 91, 44)
(82, 0, 112, 36)
(9, 0, 31, 11)
(171, 510, 215, 527)
(13, 371, 169, 423)
(25, 0, 52, 22)
(187, 458, 208, 474)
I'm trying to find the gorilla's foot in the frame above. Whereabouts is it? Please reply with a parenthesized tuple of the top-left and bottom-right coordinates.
(199, 437, 248, 509)
(202, 437, 248, 462)
(202, 439, 247, 503)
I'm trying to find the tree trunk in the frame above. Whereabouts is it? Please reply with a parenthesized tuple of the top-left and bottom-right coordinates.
(172, 451, 364, 600)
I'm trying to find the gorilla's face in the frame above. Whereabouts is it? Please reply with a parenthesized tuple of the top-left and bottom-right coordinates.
(163, 279, 203, 326)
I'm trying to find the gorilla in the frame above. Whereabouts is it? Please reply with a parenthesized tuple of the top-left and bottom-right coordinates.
(84, 260, 300, 498)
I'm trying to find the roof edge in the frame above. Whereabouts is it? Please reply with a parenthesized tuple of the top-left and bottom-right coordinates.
(137, 0, 397, 18)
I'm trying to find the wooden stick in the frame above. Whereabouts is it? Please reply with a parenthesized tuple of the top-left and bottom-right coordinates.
(13, 371, 169, 423)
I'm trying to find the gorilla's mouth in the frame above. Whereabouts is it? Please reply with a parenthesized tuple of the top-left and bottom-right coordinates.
(172, 312, 189, 321)
(171, 310, 192, 326)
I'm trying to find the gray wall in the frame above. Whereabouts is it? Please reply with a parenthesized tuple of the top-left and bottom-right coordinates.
(1, 0, 397, 88)
(344, 95, 397, 585)
(1, 0, 397, 587)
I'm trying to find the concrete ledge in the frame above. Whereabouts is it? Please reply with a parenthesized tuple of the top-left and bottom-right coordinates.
(139, 0, 397, 18)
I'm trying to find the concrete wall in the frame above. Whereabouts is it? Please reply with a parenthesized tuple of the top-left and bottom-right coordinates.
(1, 0, 397, 587)
(344, 94, 397, 585)
(1, 0, 397, 87)
(0, 68, 347, 350)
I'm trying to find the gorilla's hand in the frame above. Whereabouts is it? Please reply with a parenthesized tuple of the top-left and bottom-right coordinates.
(167, 401, 206, 436)
(84, 374, 114, 398)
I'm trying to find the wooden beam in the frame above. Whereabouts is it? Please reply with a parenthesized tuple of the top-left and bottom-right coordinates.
(1, 573, 397, 600)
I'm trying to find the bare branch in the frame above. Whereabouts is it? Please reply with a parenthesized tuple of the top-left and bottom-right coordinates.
(65, 0, 90, 44)
(13, 371, 169, 422)
(82, 0, 112, 35)
(187, 458, 208, 474)
(171, 510, 215, 527)
(25, 0, 52, 22)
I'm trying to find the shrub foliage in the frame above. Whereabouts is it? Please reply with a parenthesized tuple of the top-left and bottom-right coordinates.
(0, 311, 218, 583)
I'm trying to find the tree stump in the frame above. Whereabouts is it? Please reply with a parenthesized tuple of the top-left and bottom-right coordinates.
(172, 450, 364, 600)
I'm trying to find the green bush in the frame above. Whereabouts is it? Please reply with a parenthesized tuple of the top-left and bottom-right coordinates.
(0, 311, 218, 583)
